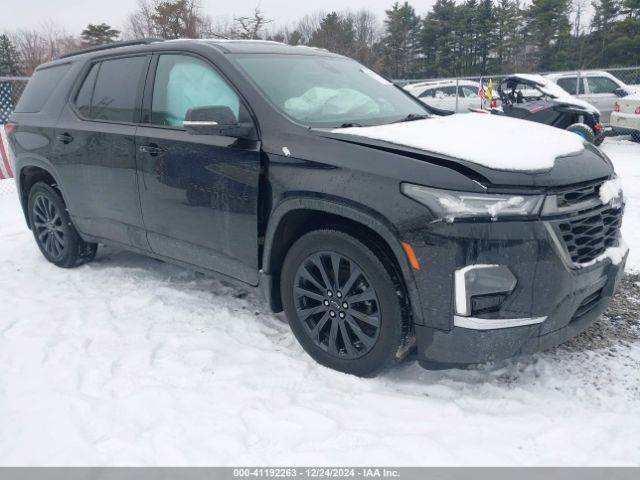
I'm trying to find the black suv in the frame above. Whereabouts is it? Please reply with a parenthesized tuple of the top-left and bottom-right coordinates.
(6, 39, 627, 376)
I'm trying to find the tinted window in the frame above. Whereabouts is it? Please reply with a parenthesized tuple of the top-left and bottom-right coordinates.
(14, 64, 71, 113)
(151, 55, 240, 127)
(75, 64, 98, 117)
(90, 56, 147, 122)
(587, 76, 619, 94)
(557, 77, 585, 95)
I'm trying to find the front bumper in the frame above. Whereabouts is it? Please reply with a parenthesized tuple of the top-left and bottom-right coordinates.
(404, 214, 628, 367)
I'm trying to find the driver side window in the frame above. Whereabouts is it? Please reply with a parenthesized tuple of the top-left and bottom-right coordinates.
(151, 54, 240, 127)
(587, 76, 619, 94)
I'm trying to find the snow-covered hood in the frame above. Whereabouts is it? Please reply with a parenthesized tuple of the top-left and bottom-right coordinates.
(330, 114, 586, 173)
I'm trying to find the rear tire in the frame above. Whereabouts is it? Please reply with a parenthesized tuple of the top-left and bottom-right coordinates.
(281, 230, 409, 377)
(28, 182, 98, 268)
(566, 123, 596, 143)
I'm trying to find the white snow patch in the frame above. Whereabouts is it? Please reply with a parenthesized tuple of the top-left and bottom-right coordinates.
(600, 137, 640, 272)
(576, 239, 629, 269)
(333, 115, 585, 172)
(599, 177, 624, 205)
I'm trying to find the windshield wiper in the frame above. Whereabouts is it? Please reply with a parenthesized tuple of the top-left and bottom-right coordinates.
(391, 113, 430, 124)
(339, 122, 364, 128)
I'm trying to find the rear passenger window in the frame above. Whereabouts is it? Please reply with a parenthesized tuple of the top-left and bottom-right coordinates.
(557, 78, 585, 95)
(87, 56, 147, 123)
(75, 64, 98, 117)
(14, 64, 71, 113)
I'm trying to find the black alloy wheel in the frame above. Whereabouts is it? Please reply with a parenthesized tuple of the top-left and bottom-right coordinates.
(32, 193, 66, 262)
(293, 251, 381, 360)
(28, 182, 98, 268)
(281, 230, 409, 377)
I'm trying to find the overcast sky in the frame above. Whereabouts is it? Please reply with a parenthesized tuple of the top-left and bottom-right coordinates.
(0, 0, 440, 35)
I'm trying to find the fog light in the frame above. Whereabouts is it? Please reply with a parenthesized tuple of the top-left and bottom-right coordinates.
(454, 265, 517, 317)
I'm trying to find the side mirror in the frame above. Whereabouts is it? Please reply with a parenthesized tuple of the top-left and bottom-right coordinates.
(614, 87, 628, 98)
(183, 106, 253, 138)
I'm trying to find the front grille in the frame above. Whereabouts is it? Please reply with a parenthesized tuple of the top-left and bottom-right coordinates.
(557, 182, 601, 208)
(557, 207, 623, 264)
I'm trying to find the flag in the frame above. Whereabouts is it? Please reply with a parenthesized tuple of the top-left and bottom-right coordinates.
(477, 78, 486, 100)
(0, 82, 13, 124)
(0, 82, 15, 179)
(486, 79, 493, 101)
(0, 125, 14, 180)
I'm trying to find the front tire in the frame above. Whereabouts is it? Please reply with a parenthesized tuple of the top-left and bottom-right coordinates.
(28, 182, 98, 268)
(281, 230, 409, 377)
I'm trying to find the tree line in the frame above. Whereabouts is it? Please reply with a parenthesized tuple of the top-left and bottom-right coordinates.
(1, 0, 640, 78)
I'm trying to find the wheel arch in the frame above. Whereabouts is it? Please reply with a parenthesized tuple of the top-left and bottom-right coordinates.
(16, 160, 65, 229)
(260, 196, 424, 325)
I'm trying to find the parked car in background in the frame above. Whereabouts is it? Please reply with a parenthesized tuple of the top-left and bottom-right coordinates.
(404, 80, 497, 113)
(546, 71, 635, 124)
(611, 93, 640, 141)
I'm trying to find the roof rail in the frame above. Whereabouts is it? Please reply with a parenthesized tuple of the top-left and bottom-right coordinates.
(56, 38, 165, 60)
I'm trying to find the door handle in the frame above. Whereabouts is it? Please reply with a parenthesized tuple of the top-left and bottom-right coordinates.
(139, 144, 165, 156)
(56, 133, 74, 144)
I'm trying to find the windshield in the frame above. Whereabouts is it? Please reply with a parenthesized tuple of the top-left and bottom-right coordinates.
(233, 54, 429, 128)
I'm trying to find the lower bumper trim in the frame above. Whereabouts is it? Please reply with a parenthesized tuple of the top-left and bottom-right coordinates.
(453, 315, 547, 330)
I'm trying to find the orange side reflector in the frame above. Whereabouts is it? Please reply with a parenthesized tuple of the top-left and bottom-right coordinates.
(401, 241, 421, 270)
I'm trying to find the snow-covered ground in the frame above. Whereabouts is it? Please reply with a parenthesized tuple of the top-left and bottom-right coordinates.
(0, 137, 639, 466)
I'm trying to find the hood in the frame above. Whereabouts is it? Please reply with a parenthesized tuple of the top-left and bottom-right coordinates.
(330, 114, 585, 173)
(312, 114, 613, 189)
(503, 74, 600, 115)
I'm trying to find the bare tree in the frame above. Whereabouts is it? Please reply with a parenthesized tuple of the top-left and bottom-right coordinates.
(10, 23, 80, 75)
(123, 0, 212, 39)
(233, 7, 272, 39)
(123, 0, 157, 39)
(11, 30, 47, 75)
(351, 10, 382, 66)
(296, 12, 325, 44)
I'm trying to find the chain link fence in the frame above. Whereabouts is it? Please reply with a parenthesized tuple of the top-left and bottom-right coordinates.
(0, 77, 29, 195)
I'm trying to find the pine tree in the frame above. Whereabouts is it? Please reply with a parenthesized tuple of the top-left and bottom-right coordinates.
(80, 23, 120, 46)
(493, 0, 523, 72)
(382, 2, 421, 78)
(309, 12, 356, 57)
(525, 0, 573, 70)
(591, 0, 622, 66)
(0, 35, 21, 76)
(420, 0, 457, 77)
(476, 0, 495, 74)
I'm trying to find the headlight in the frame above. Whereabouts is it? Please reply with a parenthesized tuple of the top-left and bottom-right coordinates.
(401, 183, 544, 221)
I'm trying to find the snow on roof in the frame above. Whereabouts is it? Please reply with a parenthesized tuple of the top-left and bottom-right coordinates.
(333, 114, 585, 172)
